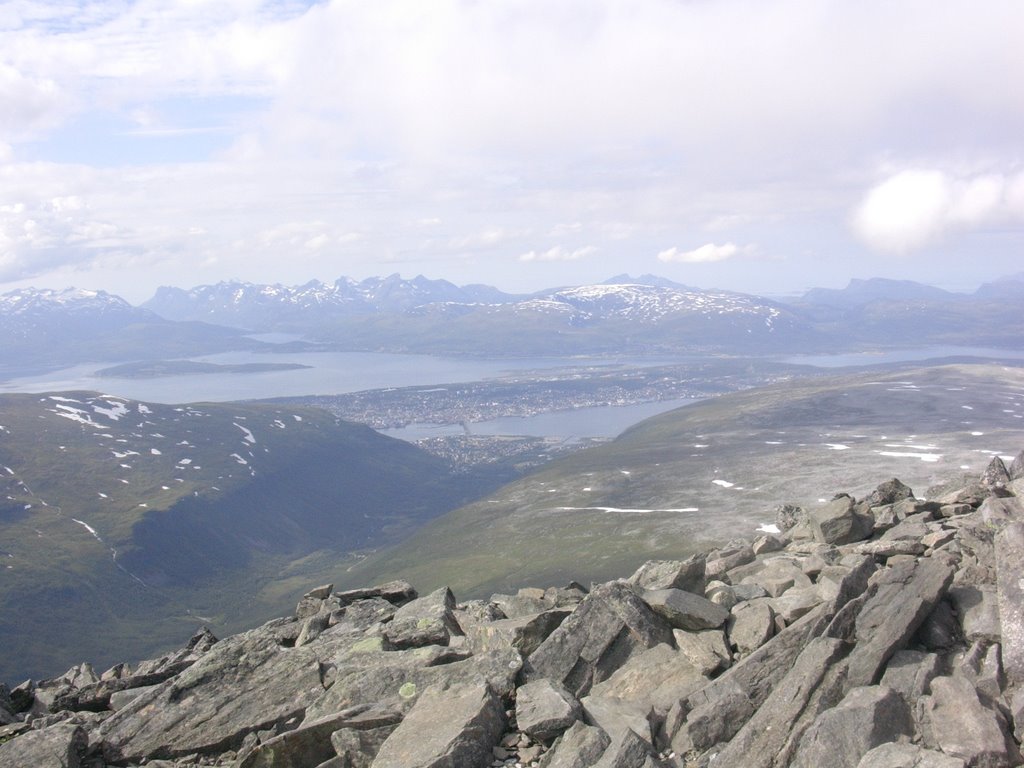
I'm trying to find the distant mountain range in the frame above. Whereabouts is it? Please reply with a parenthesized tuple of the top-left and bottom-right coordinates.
(799, 277, 961, 308)
(139, 272, 1024, 354)
(0, 287, 257, 379)
(1, 273, 1022, 379)
(142, 274, 519, 330)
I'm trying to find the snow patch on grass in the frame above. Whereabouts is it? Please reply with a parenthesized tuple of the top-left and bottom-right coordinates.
(93, 400, 129, 420)
(876, 451, 942, 462)
(556, 505, 700, 514)
(234, 422, 256, 444)
(71, 518, 102, 542)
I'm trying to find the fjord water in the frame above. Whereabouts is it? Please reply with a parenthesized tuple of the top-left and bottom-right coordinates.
(0, 350, 696, 403)
(3, 345, 1023, 440)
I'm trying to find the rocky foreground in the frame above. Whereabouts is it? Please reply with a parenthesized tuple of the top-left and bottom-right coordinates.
(3, 457, 1024, 767)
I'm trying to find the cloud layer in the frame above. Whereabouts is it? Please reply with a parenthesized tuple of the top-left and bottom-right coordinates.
(0, 0, 1022, 299)
(658, 243, 742, 264)
(853, 170, 1024, 253)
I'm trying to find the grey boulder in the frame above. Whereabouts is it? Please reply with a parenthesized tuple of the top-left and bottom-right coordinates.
(525, 582, 673, 697)
(641, 588, 729, 631)
(370, 682, 505, 768)
(791, 685, 914, 768)
(515, 678, 582, 744)
(810, 495, 874, 545)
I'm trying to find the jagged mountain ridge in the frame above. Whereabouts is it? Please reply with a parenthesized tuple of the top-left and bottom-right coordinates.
(141, 274, 797, 349)
(0, 391, 486, 682)
(142, 274, 521, 331)
(133, 274, 815, 356)
(306, 281, 810, 356)
(139, 272, 1024, 354)
(2, 457, 1022, 767)
(3, 274, 1023, 382)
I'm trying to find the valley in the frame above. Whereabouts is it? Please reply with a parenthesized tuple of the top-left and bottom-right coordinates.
(0, 393, 493, 682)
(2, 273, 1024, 687)
(333, 363, 1024, 599)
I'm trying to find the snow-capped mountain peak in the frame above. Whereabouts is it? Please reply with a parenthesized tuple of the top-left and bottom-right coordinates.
(0, 287, 134, 314)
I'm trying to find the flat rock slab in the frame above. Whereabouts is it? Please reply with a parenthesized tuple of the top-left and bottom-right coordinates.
(923, 675, 1022, 768)
(641, 588, 729, 631)
(467, 610, 569, 657)
(713, 636, 850, 768)
(101, 624, 343, 763)
(843, 557, 955, 690)
(236, 706, 401, 768)
(856, 742, 965, 768)
(810, 496, 873, 545)
(996, 522, 1024, 684)
(589, 643, 706, 712)
(336, 580, 418, 607)
(879, 650, 941, 703)
(728, 600, 775, 655)
(670, 678, 753, 755)
(371, 682, 505, 768)
(672, 628, 731, 676)
(678, 599, 838, 743)
(628, 556, 706, 594)
(593, 728, 650, 768)
(331, 722, 399, 768)
(853, 540, 926, 558)
(791, 685, 913, 768)
(0, 723, 87, 768)
(537, 721, 610, 768)
(580, 694, 654, 747)
(948, 585, 1001, 642)
(515, 679, 582, 744)
(383, 586, 461, 649)
(305, 646, 521, 720)
(525, 582, 673, 697)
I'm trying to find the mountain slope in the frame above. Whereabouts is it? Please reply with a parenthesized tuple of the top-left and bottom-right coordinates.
(315, 282, 818, 355)
(790, 278, 1024, 349)
(0, 392, 479, 681)
(800, 277, 960, 308)
(335, 363, 1024, 597)
(142, 272, 1024, 357)
(0, 288, 257, 379)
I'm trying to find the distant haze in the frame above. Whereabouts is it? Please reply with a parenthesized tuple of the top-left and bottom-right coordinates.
(0, 1, 1022, 303)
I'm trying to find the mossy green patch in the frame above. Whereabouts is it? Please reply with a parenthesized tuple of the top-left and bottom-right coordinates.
(398, 682, 417, 699)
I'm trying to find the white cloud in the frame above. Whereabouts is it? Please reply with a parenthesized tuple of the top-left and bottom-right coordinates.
(519, 246, 596, 263)
(304, 234, 328, 250)
(450, 228, 516, 250)
(853, 169, 1024, 253)
(0, 0, 1022, 296)
(0, 62, 63, 140)
(704, 214, 754, 233)
(657, 243, 742, 264)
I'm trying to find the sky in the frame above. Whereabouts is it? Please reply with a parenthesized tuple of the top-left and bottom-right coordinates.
(1, 0, 1023, 304)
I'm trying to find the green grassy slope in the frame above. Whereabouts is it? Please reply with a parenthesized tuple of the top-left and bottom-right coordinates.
(336, 363, 1024, 598)
(0, 393, 471, 682)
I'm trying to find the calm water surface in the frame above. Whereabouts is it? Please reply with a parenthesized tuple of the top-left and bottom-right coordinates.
(0, 351, 685, 404)
(4, 345, 1021, 440)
